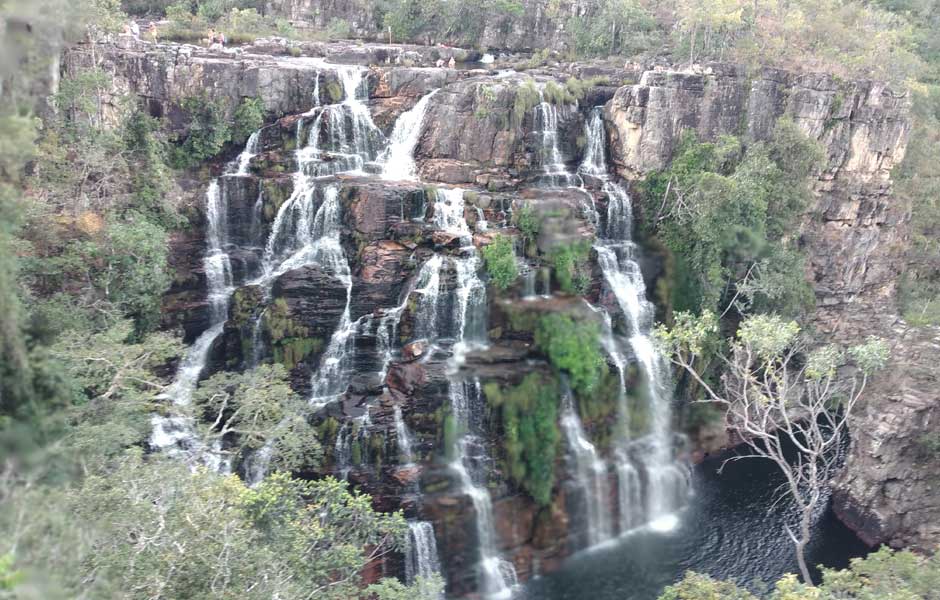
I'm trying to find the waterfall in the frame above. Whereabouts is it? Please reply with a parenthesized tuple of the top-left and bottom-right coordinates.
(307, 187, 357, 408)
(412, 254, 445, 343)
(579, 107, 606, 176)
(534, 95, 581, 188)
(431, 188, 471, 237)
(150, 132, 262, 470)
(578, 107, 690, 533)
(450, 381, 518, 600)
(395, 405, 415, 465)
(406, 521, 443, 587)
(233, 130, 260, 176)
(382, 89, 439, 181)
(560, 386, 613, 547)
(436, 194, 516, 598)
(334, 421, 353, 480)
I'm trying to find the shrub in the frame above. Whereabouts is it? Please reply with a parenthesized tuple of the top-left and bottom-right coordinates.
(232, 97, 264, 144)
(535, 313, 605, 396)
(548, 240, 591, 295)
(172, 95, 231, 167)
(481, 234, 518, 291)
(484, 373, 560, 506)
(512, 79, 540, 127)
(542, 80, 575, 105)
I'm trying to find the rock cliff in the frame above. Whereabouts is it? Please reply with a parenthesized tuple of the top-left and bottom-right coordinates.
(605, 63, 940, 551)
(65, 37, 938, 593)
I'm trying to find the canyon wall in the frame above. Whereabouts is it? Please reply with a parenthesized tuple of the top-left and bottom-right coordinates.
(605, 64, 940, 550)
(64, 37, 939, 593)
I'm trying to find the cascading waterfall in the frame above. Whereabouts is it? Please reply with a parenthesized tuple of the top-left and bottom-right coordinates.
(382, 89, 439, 180)
(560, 385, 613, 547)
(534, 93, 582, 188)
(161, 63, 402, 483)
(406, 521, 443, 589)
(306, 187, 357, 408)
(450, 381, 518, 600)
(150, 133, 262, 471)
(427, 191, 516, 598)
(579, 107, 690, 532)
(233, 130, 260, 176)
(395, 405, 415, 465)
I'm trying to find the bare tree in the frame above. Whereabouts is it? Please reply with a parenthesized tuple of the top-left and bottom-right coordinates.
(657, 312, 889, 583)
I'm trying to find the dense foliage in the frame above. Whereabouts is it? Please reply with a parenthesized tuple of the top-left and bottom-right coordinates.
(482, 233, 519, 291)
(658, 547, 940, 600)
(484, 373, 560, 505)
(640, 120, 820, 320)
(0, 3, 437, 598)
(534, 314, 606, 396)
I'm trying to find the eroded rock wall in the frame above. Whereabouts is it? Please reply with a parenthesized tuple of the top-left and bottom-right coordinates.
(606, 63, 940, 551)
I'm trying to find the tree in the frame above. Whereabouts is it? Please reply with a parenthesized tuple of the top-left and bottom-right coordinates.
(3, 452, 423, 599)
(657, 312, 889, 582)
(192, 364, 322, 472)
(659, 547, 940, 599)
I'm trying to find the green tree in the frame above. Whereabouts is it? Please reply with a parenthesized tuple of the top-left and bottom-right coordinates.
(659, 547, 940, 599)
(193, 364, 323, 471)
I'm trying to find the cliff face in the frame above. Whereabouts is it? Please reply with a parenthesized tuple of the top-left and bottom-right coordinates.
(67, 37, 937, 591)
(606, 64, 940, 550)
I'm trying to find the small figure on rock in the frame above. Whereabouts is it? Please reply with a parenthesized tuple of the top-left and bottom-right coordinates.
(130, 21, 140, 39)
(148, 22, 158, 43)
(436, 58, 445, 68)
(448, 56, 456, 69)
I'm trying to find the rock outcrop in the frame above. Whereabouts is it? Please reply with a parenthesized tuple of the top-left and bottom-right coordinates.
(78, 35, 933, 589)
(606, 63, 940, 551)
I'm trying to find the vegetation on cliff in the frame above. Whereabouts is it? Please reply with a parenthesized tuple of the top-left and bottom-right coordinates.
(639, 119, 820, 321)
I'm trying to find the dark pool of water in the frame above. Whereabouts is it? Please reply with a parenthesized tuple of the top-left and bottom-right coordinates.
(524, 451, 870, 600)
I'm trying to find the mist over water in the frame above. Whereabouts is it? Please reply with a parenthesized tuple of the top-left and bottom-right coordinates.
(525, 450, 868, 600)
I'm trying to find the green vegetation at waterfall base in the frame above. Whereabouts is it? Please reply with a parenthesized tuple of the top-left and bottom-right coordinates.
(658, 547, 940, 600)
(639, 119, 819, 321)
(485, 373, 561, 506)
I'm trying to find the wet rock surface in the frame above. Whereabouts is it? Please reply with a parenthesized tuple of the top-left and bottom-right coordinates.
(129, 37, 935, 591)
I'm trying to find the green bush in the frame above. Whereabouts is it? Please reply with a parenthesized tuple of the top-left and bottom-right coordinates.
(484, 373, 560, 506)
(548, 240, 591, 295)
(481, 234, 518, 291)
(639, 120, 819, 318)
(232, 97, 264, 145)
(172, 95, 231, 167)
(512, 79, 540, 127)
(542, 80, 575, 105)
(534, 313, 605, 396)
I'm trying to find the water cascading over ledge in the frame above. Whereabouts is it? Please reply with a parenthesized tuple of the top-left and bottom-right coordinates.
(154, 62, 693, 598)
